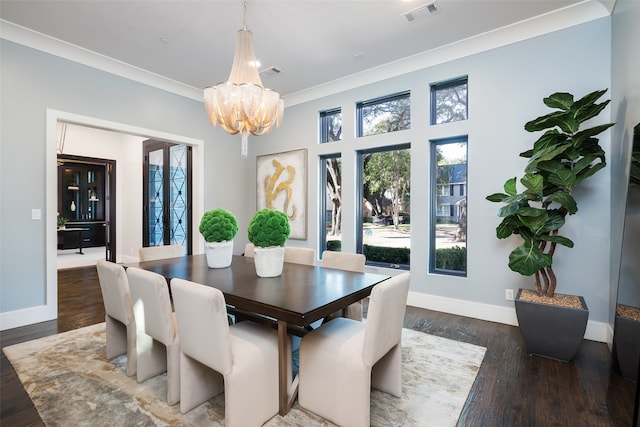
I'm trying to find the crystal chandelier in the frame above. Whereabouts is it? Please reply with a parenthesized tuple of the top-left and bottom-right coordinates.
(204, 0, 284, 157)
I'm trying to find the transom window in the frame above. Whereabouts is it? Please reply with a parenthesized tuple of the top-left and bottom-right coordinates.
(320, 108, 342, 143)
(356, 91, 411, 137)
(431, 77, 468, 125)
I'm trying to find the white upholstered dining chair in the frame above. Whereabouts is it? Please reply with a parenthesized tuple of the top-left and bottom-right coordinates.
(284, 246, 315, 265)
(243, 242, 255, 257)
(138, 244, 183, 262)
(96, 259, 137, 377)
(127, 267, 180, 405)
(171, 278, 291, 426)
(298, 272, 410, 427)
(321, 250, 366, 321)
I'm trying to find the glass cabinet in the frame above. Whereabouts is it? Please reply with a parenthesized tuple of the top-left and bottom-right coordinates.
(57, 158, 107, 249)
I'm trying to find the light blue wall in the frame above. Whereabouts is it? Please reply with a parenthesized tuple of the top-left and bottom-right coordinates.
(250, 18, 615, 323)
(0, 39, 249, 314)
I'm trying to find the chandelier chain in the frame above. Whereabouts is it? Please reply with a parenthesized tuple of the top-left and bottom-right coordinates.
(243, 0, 248, 30)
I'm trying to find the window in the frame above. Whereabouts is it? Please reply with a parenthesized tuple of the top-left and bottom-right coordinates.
(320, 108, 342, 143)
(431, 77, 468, 125)
(356, 91, 410, 137)
(356, 144, 411, 268)
(320, 154, 342, 254)
(430, 137, 467, 276)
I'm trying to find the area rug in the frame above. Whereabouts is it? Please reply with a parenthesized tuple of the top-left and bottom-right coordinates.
(4, 323, 486, 426)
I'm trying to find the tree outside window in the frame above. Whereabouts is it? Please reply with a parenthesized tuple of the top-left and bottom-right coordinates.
(357, 144, 411, 268)
(320, 108, 342, 143)
(357, 92, 410, 137)
(320, 154, 342, 253)
(431, 77, 468, 125)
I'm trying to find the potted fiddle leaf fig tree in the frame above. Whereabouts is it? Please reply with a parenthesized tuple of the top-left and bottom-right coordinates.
(486, 89, 614, 361)
(199, 208, 239, 268)
(247, 208, 290, 277)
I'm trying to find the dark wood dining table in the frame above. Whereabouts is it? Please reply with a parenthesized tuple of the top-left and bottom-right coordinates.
(124, 253, 390, 415)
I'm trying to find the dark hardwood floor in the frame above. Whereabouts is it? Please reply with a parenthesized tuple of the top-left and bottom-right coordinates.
(0, 266, 636, 426)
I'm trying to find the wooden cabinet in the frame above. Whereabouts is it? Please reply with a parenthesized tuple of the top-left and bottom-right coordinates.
(58, 158, 106, 249)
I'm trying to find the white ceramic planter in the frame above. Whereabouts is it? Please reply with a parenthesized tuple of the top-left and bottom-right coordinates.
(204, 240, 234, 268)
(253, 246, 285, 277)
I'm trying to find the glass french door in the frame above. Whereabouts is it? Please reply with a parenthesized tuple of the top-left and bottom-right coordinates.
(143, 140, 192, 254)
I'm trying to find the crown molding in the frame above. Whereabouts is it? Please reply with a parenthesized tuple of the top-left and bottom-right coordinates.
(1, 0, 610, 108)
(0, 19, 203, 102)
(284, 0, 611, 107)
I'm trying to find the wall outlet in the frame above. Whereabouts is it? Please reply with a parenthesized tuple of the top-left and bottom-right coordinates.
(505, 288, 514, 301)
(32, 209, 41, 220)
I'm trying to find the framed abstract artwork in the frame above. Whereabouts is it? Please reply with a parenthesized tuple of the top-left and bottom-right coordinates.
(256, 148, 308, 239)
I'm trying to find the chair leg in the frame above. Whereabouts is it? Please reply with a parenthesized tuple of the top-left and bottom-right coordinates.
(346, 301, 363, 321)
(179, 353, 224, 414)
(125, 324, 137, 377)
(105, 316, 126, 359)
(136, 331, 167, 382)
(371, 343, 402, 397)
(166, 341, 180, 406)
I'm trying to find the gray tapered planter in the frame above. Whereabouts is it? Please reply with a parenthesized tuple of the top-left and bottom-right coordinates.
(614, 311, 640, 381)
(514, 288, 589, 362)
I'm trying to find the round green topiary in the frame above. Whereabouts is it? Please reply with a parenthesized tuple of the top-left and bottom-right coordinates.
(247, 208, 290, 248)
(199, 208, 239, 243)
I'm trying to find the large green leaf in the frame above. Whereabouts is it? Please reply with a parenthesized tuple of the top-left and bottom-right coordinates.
(573, 153, 601, 175)
(496, 216, 524, 239)
(543, 191, 577, 214)
(539, 233, 574, 248)
(486, 193, 509, 203)
(520, 132, 567, 159)
(517, 208, 549, 233)
(573, 123, 615, 143)
(508, 242, 553, 276)
(521, 173, 543, 194)
(543, 92, 574, 111)
(504, 177, 517, 196)
(574, 161, 606, 186)
(571, 89, 608, 121)
(498, 200, 528, 217)
(524, 142, 572, 173)
(539, 210, 566, 232)
(548, 167, 576, 189)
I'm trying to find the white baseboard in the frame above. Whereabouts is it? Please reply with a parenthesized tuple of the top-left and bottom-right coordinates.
(407, 291, 611, 344)
(0, 304, 56, 331)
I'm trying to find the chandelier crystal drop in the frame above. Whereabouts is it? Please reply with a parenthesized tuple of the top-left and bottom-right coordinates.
(204, 0, 283, 157)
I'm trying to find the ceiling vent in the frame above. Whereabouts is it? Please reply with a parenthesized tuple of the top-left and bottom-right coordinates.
(259, 66, 282, 78)
(401, 1, 439, 23)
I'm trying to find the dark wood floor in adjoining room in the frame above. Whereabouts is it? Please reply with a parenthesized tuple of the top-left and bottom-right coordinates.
(0, 266, 636, 426)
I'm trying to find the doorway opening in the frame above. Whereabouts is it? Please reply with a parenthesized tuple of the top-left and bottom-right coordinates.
(42, 109, 205, 328)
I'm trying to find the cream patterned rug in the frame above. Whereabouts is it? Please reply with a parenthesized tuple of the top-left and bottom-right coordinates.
(4, 323, 486, 426)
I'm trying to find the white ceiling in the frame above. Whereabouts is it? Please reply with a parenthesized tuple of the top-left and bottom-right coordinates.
(0, 0, 611, 100)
